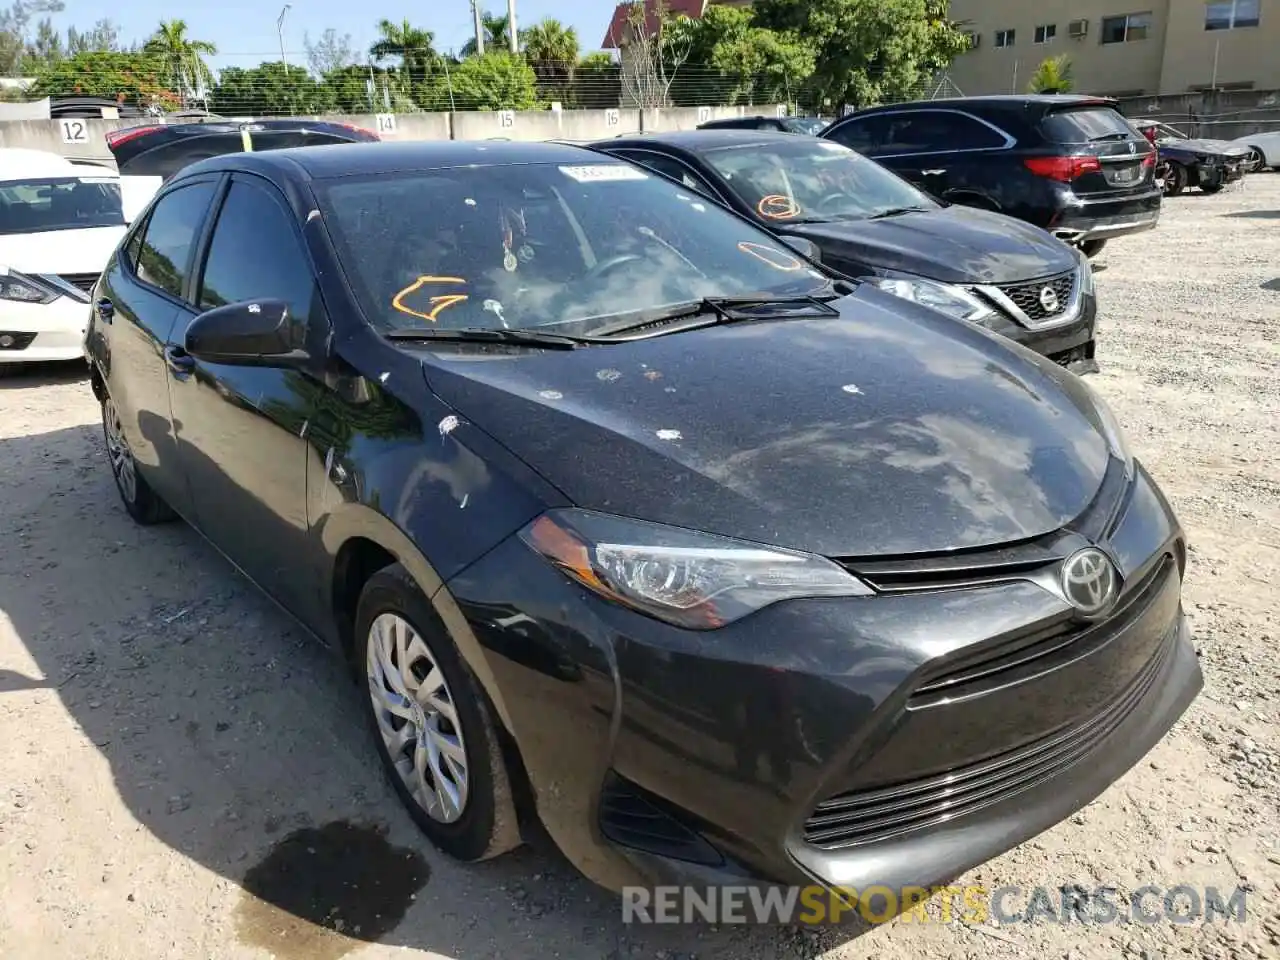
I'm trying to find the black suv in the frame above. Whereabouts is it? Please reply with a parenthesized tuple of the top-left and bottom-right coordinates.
(821, 96, 1161, 257)
(698, 115, 828, 135)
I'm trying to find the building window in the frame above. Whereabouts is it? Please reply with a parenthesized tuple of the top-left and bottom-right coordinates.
(962, 30, 980, 49)
(1205, 0, 1260, 30)
(995, 28, 1015, 47)
(1034, 23, 1057, 43)
(1101, 12, 1153, 43)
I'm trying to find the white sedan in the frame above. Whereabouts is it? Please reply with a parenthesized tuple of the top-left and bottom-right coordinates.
(0, 148, 158, 372)
(1231, 131, 1280, 172)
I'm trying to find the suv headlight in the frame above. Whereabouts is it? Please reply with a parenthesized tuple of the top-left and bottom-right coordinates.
(520, 509, 872, 630)
(864, 272, 997, 326)
(0, 270, 58, 305)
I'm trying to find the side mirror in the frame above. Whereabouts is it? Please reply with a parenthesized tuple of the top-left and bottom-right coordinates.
(185, 299, 307, 367)
(780, 235, 822, 263)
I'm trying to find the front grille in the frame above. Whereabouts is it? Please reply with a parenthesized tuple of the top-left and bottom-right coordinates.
(0, 331, 38, 351)
(997, 270, 1076, 323)
(802, 627, 1172, 848)
(57, 272, 100, 293)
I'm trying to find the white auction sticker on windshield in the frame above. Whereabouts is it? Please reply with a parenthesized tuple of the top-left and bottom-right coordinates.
(78, 176, 118, 184)
(558, 164, 649, 183)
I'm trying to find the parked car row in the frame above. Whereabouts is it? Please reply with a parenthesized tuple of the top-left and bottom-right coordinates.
(80, 137, 1202, 917)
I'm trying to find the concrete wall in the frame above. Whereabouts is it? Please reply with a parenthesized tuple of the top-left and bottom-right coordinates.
(1114, 88, 1280, 139)
(0, 105, 784, 165)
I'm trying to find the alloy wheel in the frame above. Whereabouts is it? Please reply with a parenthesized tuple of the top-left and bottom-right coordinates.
(103, 398, 137, 504)
(1245, 148, 1265, 173)
(366, 612, 469, 823)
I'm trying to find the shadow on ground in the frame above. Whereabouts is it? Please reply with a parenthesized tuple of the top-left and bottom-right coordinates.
(0, 420, 861, 960)
(0, 360, 88, 390)
(1224, 209, 1280, 219)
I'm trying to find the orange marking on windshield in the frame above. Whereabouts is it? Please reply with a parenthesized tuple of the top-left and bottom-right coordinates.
(392, 275, 468, 322)
(757, 194, 801, 219)
(736, 242, 803, 272)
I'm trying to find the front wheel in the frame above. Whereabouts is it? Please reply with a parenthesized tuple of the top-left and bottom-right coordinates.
(101, 396, 176, 524)
(1163, 162, 1187, 197)
(1245, 148, 1266, 173)
(356, 563, 521, 863)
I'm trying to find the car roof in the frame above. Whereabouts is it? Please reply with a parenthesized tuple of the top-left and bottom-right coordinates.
(178, 139, 618, 181)
(847, 94, 1115, 115)
(0, 147, 92, 180)
(593, 128, 806, 151)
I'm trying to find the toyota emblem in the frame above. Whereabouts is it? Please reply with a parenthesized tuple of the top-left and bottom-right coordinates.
(1060, 548, 1119, 618)
(1039, 285, 1060, 313)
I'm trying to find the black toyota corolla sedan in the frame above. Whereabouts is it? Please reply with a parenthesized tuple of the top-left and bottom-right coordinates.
(591, 130, 1100, 374)
(85, 140, 1200, 905)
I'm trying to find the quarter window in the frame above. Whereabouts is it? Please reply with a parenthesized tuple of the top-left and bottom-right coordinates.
(1101, 12, 1153, 43)
(614, 151, 716, 197)
(133, 180, 217, 299)
(1034, 23, 1057, 43)
(197, 179, 318, 323)
(1205, 0, 1259, 29)
(994, 28, 1016, 47)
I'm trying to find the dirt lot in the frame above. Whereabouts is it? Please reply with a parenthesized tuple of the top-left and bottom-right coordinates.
(2, 176, 1279, 960)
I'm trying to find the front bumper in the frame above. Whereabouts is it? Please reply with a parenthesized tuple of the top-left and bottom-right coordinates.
(0, 297, 92, 364)
(444, 460, 1201, 897)
(1199, 158, 1247, 188)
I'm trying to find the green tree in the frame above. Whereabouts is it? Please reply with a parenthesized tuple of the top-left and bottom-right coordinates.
(209, 62, 334, 116)
(304, 28, 355, 76)
(0, 0, 64, 74)
(1029, 54, 1074, 93)
(753, 0, 968, 111)
(569, 51, 620, 109)
(142, 19, 216, 99)
(27, 50, 177, 108)
(322, 63, 378, 113)
(369, 18, 439, 81)
(460, 11, 512, 57)
(447, 51, 537, 110)
(521, 18, 579, 101)
(668, 6, 814, 106)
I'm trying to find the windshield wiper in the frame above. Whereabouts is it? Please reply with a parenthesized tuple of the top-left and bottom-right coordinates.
(1089, 132, 1133, 142)
(385, 326, 583, 350)
(589, 294, 839, 338)
(866, 205, 931, 220)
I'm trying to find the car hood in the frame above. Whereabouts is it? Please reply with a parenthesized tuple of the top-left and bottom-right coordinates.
(411, 287, 1113, 558)
(778, 206, 1077, 285)
(0, 225, 125, 273)
(1163, 138, 1252, 158)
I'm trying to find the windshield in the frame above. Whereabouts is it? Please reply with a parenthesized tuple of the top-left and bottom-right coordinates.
(1039, 106, 1140, 143)
(0, 176, 125, 235)
(316, 161, 832, 335)
(786, 117, 828, 136)
(700, 138, 936, 223)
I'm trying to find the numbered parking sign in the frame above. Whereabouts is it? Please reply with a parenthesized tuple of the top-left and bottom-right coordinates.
(498, 110, 515, 129)
(605, 108, 620, 126)
(375, 113, 397, 134)
(60, 118, 90, 144)
(696, 106, 712, 124)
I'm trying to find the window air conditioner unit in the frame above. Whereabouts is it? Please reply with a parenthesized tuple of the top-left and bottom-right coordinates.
(968, 32, 981, 49)
(1069, 19, 1089, 39)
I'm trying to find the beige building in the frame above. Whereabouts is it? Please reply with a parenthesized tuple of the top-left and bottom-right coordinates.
(946, 0, 1280, 96)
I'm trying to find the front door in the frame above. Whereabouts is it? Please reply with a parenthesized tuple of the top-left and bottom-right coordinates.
(165, 173, 330, 619)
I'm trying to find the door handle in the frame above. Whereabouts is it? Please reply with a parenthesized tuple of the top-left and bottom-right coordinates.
(164, 345, 196, 376)
(95, 297, 114, 322)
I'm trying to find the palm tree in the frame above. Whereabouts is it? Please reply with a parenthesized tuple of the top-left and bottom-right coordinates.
(369, 18, 439, 80)
(1028, 54, 1074, 94)
(522, 18, 579, 85)
(460, 11, 512, 57)
(143, 19, 217, 101)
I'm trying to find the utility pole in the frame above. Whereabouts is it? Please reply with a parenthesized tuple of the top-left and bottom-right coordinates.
(277, 4, 291, 69)
(471, 0, 485, 55)
(506, 0, 518, 53)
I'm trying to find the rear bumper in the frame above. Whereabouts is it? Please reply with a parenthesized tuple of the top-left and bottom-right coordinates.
(1051, 188, 1162, 243)
(446, 462, 1201, 896)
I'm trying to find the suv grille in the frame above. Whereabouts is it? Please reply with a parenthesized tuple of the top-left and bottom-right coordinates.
(997, 270, 1076, 323)
(802, 627, 1171, 848)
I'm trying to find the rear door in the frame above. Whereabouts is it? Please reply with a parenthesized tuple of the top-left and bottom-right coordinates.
(1036, 104, 1156, 198)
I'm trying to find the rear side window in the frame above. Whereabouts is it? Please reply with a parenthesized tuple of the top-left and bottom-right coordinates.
(613, 151, 717, 197)
(134, 181, 218, 298)
(1041, 107, 1139, 143)
(866, 111, 1007, 153)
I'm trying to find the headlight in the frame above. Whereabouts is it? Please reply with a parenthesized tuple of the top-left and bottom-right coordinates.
(1074, 246, 1096, 297)
(0, 270, 57, 305)
(520, 509, 872, 629)
(1081, 380, 1134, 479)
(865, 273, 997, 325)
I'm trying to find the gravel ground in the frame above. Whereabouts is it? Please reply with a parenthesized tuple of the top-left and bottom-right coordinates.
(1, 176, 1278, 960)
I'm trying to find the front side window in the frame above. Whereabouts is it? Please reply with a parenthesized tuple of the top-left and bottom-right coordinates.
(315, 162, 830, 336)
(995, 28, 1016, 47)
(1205, 0, 1260, 29)
(1034, 23, 1058, 43)
(702, 138, 936, 224)
(1101, 12, 1153, 43)
(0, 175, 125, 236)
(823, 116, 887, 152)
(133, 181, 218, 298)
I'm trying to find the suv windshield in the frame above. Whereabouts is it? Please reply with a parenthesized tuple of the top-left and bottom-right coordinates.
(0, 175, 125, 235)
(316, 161, 832, 335)
(700, 138, 936, 223)
(1040, 106, 1141, 143)
(785, 117, 828, 136)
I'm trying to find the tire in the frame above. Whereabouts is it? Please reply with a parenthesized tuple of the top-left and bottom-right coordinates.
(1163, 162, 1186, 197)
(1244, 148, 1265, 173)
(355, 563, 521, 863)
(1079, 239, 1107, 259)
(101, 395, 177, 524)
